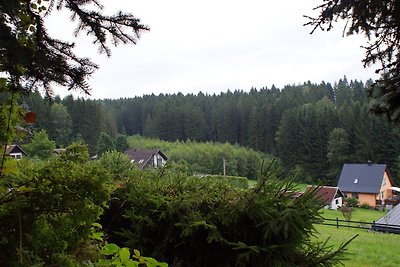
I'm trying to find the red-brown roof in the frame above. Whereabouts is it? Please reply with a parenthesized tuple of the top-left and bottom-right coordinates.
(305, 186, 344, 205)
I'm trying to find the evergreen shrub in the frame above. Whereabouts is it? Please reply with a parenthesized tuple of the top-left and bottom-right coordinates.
(104, 172, 349, 267)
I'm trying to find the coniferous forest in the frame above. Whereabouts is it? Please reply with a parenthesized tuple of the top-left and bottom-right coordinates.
(22, 77, 400, 185)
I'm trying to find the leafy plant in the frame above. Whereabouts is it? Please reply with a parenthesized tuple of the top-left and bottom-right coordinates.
(23, 129, 56, 159)
(340, 206, 355, 223)
(0, 143, 113, 266)
(96, 244, 168, 267)
(360, 203, 371, 209)
(344, 197, 358, 207)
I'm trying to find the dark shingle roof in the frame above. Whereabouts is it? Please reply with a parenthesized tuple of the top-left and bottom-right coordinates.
(124, 149, 167, 169)
(337, 163, 387, 194)
(5, 144, 27, 156)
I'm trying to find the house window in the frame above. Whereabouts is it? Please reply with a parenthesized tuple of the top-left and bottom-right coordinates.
(335, 199, 339, 205)
(353, 192, 359, 199)
(382, 177, 386, 186)
(138, 159, 144, 164)
(10, 153, 22, 160)
(157, 155, 163, 167)
(354, 178, 358, 184)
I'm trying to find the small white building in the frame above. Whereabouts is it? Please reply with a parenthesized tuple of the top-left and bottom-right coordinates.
(5, 144, 27, 160)
(305, 186, 344, 210)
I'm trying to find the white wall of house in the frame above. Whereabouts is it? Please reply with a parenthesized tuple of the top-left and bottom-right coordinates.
(330, 197, 343, 210)
(9, 152, 23, 160)
(152, 153, 167, 168)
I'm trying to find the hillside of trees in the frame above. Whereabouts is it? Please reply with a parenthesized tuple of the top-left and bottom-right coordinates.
(127, 135, 274, 179)
(22, 77, 400, 185)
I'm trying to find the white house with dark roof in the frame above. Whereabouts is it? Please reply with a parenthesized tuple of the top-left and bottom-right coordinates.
(337, 163, 394, 207)
(5, 144, 27, 160)
(124, 149, 168, 169)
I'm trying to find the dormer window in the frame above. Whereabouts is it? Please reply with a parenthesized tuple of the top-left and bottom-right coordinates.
(354, 178, 358, 184)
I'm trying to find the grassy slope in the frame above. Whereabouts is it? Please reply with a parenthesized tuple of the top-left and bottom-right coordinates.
(316, 208, 400, 267)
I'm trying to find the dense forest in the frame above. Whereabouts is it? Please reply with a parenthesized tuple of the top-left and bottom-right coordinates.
(22, 77, 400, 184)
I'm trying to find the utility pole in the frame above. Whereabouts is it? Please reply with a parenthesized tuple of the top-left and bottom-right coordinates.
(223, 157, 227, 178)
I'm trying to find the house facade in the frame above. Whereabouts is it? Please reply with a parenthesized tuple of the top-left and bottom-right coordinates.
(337, 163, 394, 207)
(124, 149, 168, 169)
(5, 144, 27, 160)
(305, 186, 344, 210)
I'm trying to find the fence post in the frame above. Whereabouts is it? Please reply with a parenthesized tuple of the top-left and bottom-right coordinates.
(336, 217, 339, 228)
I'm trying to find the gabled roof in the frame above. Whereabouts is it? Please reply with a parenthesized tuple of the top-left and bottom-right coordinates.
(338, 163, 392, 194)
(5, 144, 27, 156)
(124, 149, 167, 169)
(305, 186, 344, 205)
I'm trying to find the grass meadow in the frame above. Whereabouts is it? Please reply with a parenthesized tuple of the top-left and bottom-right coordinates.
(247, 181, 399, 266)
(316, 208, 400, 267)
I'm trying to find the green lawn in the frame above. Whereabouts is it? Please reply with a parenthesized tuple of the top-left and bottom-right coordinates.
(322, 207, 387, 222)
(247, 180, 310, 190)
(315, 208, 399, 267)
(245, 185, 398, 266)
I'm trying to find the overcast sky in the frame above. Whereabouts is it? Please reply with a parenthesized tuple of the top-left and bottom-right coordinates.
(46, 1, 377, 99)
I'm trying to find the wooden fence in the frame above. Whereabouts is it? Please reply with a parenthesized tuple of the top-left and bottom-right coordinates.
(319, 218, 400, 234)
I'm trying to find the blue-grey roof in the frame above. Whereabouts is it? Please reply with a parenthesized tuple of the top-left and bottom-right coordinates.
(337, 163, 387, 194)
(376, 204, 400, 225)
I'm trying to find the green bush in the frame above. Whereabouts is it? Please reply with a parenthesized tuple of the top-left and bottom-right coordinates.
(103, 172, 349, 267)
(360, 203, 371, 209)
(99, 150, 135, 180)
(344, 197, 358, 207)
(0, 143, 113, 266)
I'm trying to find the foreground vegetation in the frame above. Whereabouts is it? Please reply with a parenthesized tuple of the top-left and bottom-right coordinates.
(2, 146, 398, 266)
(1, 146, 349, 266)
